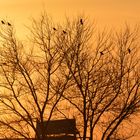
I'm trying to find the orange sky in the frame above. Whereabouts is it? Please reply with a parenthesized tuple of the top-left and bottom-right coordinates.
(0, 0, 140, 38)
(0, 0, 140, 139)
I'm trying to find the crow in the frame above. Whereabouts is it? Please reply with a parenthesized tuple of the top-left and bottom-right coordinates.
(1, 20, 5, 24)
(2, 63, 7, 65)
(7, 22, 11, 26)
(80, 19, 83, 25)
(100, 51, 104, 55)
(53, 27, 56, 31)
(63, 30, 67, 34)
(128, 48, 131, 54)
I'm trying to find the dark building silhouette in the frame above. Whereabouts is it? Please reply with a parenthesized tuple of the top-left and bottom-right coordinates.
(36, 119, 79, 140)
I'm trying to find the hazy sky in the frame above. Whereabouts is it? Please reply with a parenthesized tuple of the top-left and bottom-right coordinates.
(0, 0, 140, 37)
(0, 0, 140, 139)
(0, 0, 140, 22)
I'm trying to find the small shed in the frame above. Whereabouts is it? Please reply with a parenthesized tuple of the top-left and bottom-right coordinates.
(36, 119, 79, 140)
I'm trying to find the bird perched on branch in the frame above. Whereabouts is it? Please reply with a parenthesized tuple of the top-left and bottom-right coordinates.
(63, 30, 67, 34)
(7, 22, 11, 26)
(53, 27, 57, 31)
(100, 51, 104, 55)
(128, 48, 131, 54)
(1, 20, 5, 24)
(80, 19, 83, 25)
(2, 63, 7, 65)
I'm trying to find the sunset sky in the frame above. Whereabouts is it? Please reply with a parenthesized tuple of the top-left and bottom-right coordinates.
(0, 0, 140, 38)
(0, 0, 140, 139)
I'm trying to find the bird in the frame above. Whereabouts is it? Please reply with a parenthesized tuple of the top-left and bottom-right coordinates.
(63, 30, 67, 34)
(100, 51, 104, 55)
(78, 43, 81, 47)
(80, 19, 83, 25)
(2, 62, 7, 65)
(7, 22, 11, 26)
(53, 27, 57, 31)
(128, 48, 131, 54)
(1, 20, 5, 24)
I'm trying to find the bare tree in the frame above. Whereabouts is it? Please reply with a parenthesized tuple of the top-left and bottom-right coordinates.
(98, 26, 140, 140)
(56, 19, 140, 140)
(0, 14, 139, 140)
(0, 15, 72, 139)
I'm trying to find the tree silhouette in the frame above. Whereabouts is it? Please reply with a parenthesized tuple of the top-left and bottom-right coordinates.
(0, 15, 139, 140)
(56, 21, 140, 140)
(0, 16, 72, 139)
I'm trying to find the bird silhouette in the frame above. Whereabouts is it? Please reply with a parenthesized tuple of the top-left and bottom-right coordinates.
(1, 20, 5, 24)
(2, 62, 7, 65)
(63, 30, 67, 34)
(7, 22, 11, 26)
(100, 51, 104, 55)
(128, 48, 131, 54)
(80, 19, 83, 25)
(53, 27, 56, 31)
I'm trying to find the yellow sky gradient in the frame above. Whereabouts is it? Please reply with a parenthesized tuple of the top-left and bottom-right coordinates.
(0, 0, 140, 139)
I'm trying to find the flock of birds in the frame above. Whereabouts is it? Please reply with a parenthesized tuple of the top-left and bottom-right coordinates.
(0, 18, 131, 55)
(1, 20, 11, 26)
(52, 18, 131, 55)
(53, 18, 83, 33)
